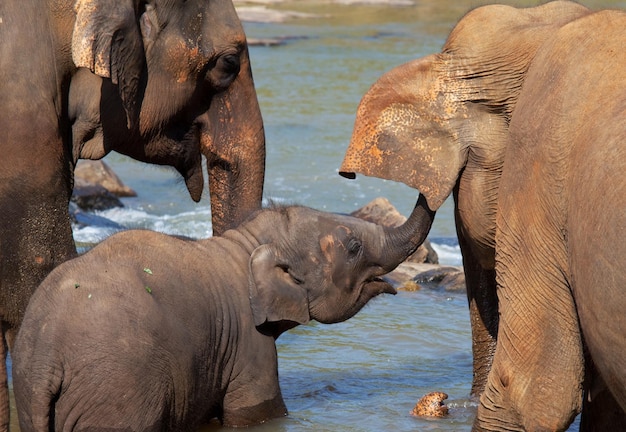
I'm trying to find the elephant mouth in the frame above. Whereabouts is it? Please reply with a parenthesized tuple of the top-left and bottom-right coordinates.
(364, 277, 397, 296)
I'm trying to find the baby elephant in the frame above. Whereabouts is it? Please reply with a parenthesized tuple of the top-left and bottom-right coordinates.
(14, 197, 433, 431)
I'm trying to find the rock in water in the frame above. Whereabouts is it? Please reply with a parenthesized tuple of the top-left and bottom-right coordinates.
(410, 391, 449, 417)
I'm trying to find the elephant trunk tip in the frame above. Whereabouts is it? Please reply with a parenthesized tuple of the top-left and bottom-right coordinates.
(339, 171, 356, 179)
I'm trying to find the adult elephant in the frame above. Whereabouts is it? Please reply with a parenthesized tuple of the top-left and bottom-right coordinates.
(476, 9, 626, 431)
(340, 1, 626, 429)
(0, 0, 264, 428)
(340, 0, 588, 397)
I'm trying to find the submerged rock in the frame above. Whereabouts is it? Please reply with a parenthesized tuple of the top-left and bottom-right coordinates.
(383, 262, 465, 293)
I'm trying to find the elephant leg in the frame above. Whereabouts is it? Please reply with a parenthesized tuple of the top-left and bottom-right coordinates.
(457, 234, 498, 397)
(476, 186, 584, 429)
(580, 356, 626, 430)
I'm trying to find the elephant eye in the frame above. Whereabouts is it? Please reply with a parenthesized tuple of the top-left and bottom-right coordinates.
(346, 238, 362, 256)
(278, 264, 304, 285)
(220, 54, 240, 75)
(208, 53, 241, 91)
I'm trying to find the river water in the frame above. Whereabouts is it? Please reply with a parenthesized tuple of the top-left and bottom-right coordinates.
(13, 0, 625, 430)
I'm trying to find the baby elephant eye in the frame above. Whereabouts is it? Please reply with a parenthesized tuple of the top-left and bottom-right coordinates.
(346, 238, 362, 255)
(278, 264, 304, 285)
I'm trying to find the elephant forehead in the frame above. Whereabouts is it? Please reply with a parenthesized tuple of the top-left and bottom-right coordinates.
(165, 40, 208, 83)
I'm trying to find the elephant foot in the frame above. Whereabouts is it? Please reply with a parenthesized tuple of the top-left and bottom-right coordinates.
(410, 391, 449, 417)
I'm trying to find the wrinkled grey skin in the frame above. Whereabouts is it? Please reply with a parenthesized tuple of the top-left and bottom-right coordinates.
(0, 1, 264, 428)
(476, 10, 626, 431)
(340, 0, 588, 399)
(13, 197, 434, 431)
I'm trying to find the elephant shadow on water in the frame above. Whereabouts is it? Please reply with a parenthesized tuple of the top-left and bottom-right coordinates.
(340, 0, 626, 430)
(12, 198, 436, 431)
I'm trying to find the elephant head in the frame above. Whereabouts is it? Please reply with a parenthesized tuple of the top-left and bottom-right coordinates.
(246, 195, 435, 330)
(340, 0, 589, 264)
(69, 0, 265, 234)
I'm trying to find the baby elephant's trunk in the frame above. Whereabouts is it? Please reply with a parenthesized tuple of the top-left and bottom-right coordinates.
(377, 194, 436, 271)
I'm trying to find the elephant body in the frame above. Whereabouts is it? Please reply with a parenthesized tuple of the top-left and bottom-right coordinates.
(13, 199, 435, 430)
(340, 1, 625, 429)
(1, 0, 265, 427)
(340, 0, 589, 397)
(478, 10, 626, 430)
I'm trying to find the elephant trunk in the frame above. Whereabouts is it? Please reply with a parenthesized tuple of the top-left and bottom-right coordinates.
(377, 194, 436, 271)
(202, 47, 266, 235)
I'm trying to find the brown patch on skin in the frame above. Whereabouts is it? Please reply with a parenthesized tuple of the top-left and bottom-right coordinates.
(319, 234, 335, 262)
(167, 40, 208, 84)
(410, 391, 449, 417)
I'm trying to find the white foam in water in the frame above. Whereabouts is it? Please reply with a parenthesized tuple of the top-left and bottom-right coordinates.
(431, 242, 463, 266)
(72, 206, 213, 249)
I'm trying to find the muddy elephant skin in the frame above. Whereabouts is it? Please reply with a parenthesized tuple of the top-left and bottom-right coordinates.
(13, 197, 434, 431)
(0, 1, 265, 428)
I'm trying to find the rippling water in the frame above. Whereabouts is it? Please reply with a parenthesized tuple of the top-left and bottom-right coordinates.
(12, 0, 625, 430)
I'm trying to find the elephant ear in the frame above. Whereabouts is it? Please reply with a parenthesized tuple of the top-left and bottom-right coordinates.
(248, 245, 310, 327)
(340, 54, 468, 211)
(72, 0, 145, 128)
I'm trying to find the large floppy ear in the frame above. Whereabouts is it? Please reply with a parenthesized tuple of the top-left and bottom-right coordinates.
(248, 245, 310, 327)
(72, 0, 146, 128)
(339, 54, 467, 211)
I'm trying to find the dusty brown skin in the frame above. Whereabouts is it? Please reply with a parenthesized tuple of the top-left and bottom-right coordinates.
(411, 392, 449, 417)
(342, 2, 626, 429)
(0, 1, 264, 428)
(477, 10, 626, 431)
(13, 197, 434, 431)
(339, 0, 588, 403)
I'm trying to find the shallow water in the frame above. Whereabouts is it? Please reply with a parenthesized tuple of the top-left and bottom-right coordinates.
(12, 0, 625, 430)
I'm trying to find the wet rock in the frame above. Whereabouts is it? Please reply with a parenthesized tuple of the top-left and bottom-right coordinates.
(410, 391, 449, 417)
(351, 197, 438, 264)
(72, 160, 135, 212)
(383, 262, 465, 293)
(71, 179, 124, 212)
(74, 160, 136, 197)
(69, 202, 124, 230)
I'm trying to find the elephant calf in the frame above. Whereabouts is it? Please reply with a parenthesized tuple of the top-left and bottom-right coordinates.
(13, 198, 434, 431)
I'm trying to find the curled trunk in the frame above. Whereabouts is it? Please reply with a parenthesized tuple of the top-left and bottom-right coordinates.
(377, 194, 436, 271)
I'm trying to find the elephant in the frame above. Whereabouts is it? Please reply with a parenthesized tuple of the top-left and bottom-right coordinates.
(0, 0, 264, 427)
(12, 195, 435, 431)
(475, 9, 626, 431)
(340, 0, 589, 399)
(340, 1, 626, 429)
